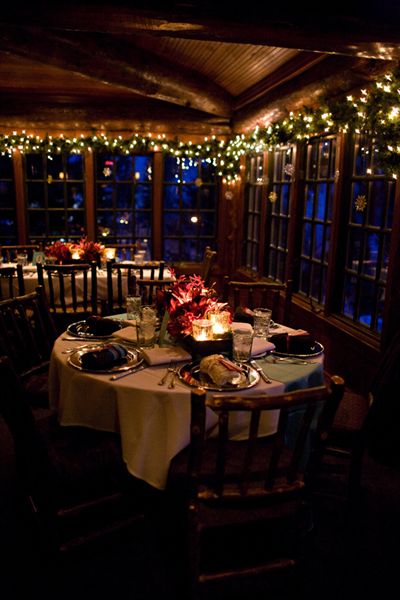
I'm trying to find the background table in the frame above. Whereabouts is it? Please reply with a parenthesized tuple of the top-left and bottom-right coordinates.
(49, 335, 324, 490)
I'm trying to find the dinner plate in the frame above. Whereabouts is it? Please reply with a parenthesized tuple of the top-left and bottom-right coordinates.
(66, 319, 123, 339)
(68, 345, 143, 373)
(178, 360, 260, 391)
(271, 340, 324, 359)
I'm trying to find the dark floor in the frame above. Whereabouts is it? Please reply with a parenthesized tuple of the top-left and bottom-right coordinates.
(2, 389, 400, 599)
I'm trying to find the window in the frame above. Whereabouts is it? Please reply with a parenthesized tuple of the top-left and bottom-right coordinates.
(265, 146, 295, 282)
(25, 152, 85, 242)
(298, 137, 336, 304)
(0, 154, 16, 246)
(95, 153, 152, 253)
(163, 156, 217, 261)
(340, 134, 394, 333)
(243, 154, 265, 272)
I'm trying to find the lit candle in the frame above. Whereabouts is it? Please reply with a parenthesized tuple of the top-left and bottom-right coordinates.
(208, 311, 231, 336)
(192, 319, 213, 341)
(105, 248, 116, 260)
(71, 251, 80, 260)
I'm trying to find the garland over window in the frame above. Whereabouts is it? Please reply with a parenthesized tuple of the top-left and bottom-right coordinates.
(1, 68, 400, 179)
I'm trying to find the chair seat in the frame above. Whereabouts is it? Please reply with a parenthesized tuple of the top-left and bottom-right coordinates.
(41, 425, 141, 509)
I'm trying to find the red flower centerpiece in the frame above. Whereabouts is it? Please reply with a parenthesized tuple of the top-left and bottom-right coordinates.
(45, 237, 106, 264)
(159, 271, 228, 340)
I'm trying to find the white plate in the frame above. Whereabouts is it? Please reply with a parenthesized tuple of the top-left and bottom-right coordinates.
(68, 345, 143, 373)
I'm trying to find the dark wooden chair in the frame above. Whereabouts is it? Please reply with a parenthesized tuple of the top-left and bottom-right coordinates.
(201, 246, 217, 286)
(104, 261, 139, 315)
(223, 277, 293, 325)
(104, 261, 167, 315)
(0, 264, 25, 299)
(37, 261, 99, 331)
(135, 277, 172, 307)
(0, 244, 40, 263)
(166, 376, 345, 598)
(0, 286, 58, 408)
(0, 355, 148, 561)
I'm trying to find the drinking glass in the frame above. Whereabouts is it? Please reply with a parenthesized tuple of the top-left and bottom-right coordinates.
(126, 295, 141, 320)
(141, 305, 157, 322)
(16, 253, 28, 266)
(253, 308, 272, 338)
(137, 320, 157, 347)
(232, 329, 254, 363)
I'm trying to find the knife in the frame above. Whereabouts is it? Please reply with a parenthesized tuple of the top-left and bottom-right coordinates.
(250, 360, 272, 384)
(109, 365, 145, 381)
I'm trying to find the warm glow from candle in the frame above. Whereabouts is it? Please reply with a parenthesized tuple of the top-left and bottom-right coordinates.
(208, 311, 231, 337)
(105, 248, 116, 260)
(71, 251, 80, 260)
(192, 319, 213, 341)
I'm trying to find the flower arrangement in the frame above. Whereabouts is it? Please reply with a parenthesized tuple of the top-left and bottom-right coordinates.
(159, 271, 228, 338)
(45, 237, 106, 263)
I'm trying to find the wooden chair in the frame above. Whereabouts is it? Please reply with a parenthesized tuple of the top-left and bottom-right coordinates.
(0, 264, 25, 299)
(104, 261, 167, 315)
(37, 262, 99, 331)
(0, 244, 40, 263)
(104, 261, 138, 315)
(0, 286, 58, 407)
(167, 376, 345, 598)
(0, 355, 148, 561)
(201, 246, 217, 286)
(135, 277, 172, 307)
(223, 278, 293, 325)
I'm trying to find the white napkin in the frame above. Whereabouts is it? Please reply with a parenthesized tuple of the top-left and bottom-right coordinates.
(140, 345, 192, 366)
(231, 322, 253, 333)
(112, 326, 138, 342)
(251, 338, 275, 356)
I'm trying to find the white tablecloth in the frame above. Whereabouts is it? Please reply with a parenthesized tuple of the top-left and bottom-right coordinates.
(49, 336, 324, 490)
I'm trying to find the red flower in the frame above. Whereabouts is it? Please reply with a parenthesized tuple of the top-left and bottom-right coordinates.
(161, 271, 227, 337)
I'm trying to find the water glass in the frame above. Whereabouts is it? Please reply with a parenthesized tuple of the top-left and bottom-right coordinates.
(126, 295, 141, 320)
(16, 253, 28, 266)
(232, 328, 254, 363)
(137, 320, 157, 347)
(253, 308, 272, 338)
(141, 305, 157, 322)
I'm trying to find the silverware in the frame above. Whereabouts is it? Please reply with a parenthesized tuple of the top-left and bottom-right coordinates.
(167, 364, 180, 389)
(62, 343, 102, 354)
(158, 361, 175, 386)
(250, 359, 272, 384)
(270, 356, 317, 365)
(109, 365, 145, 381)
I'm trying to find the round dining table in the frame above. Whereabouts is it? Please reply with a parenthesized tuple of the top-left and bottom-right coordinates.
(49, 331, 325, 490)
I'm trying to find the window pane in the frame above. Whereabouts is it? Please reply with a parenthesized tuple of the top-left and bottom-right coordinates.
(115, 156, 133, 181)
(134, 156, 152, 182)
(116, 184, 132, 209)
(66, 154, 84, 180)
(48, 183, 65, 208)
(164, 186, 180, 209)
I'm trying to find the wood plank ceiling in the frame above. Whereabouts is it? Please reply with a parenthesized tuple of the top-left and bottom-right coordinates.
(0, 2, 399, 135)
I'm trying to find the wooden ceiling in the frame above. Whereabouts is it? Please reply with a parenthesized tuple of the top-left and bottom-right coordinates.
(0, 2, 399, 135)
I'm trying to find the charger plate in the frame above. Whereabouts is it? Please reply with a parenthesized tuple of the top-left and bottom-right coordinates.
(271, 340, 324, 359)
(68, 345, 143, 373)
(178, 360, 260, 392)
(67, 319, 123, 339)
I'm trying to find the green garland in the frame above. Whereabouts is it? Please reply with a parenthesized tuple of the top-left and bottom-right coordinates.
(1, 67, 400, 179)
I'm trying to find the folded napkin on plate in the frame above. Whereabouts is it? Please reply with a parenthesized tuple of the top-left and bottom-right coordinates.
(231, 322, 254, 333)
(140, 345, 192, 366)
(269, 330, 313, 354)
(80, 343, 128, 370)
(251, 338, 275, 356)
(200, 354, 244, 386)
(112, 326, 138, 343)
(85, 315, 122, 335)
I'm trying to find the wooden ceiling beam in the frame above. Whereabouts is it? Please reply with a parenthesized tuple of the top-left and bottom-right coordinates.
(3, 4, 400, 60)
(0, 26, 233, 118)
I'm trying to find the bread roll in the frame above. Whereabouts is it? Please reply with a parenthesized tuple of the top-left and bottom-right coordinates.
(199, 354, 242, 386)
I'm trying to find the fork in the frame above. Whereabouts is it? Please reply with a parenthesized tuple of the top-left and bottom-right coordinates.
(167, 364, 180, 389)
(158, 361, 176, 386)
